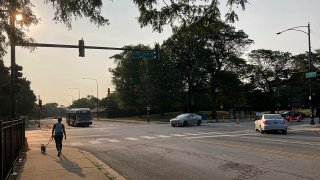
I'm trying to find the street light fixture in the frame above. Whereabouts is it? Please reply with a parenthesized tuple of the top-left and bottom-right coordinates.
(69, 88, 80, 100)
(82, 78, 99, 120)
(277, 23, 315, 125)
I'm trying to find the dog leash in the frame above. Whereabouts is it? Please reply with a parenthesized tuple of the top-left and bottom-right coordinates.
(45, 138, 53, 146)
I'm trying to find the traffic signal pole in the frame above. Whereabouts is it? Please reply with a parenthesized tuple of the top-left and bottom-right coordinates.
(10, 13, 16, 120)
(16, 41, 160, 123)
(38, 96, 41, 128)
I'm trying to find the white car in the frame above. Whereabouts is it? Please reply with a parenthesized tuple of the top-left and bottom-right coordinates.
(170, 113, 202, 127)
(255, 114, 288, 134)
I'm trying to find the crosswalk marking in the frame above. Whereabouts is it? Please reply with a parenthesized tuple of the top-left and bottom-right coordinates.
(125, 137, 139, 141)
(183, 133, 200, 136)
(89, 140, 101, 144)
(140, 136, 155, 139)
(106, 139, 121, 143)
(155, 135, 171, 138)
(67, 130, 257, 146)
(70, 142, 83, 146)
(185, 133, 254, 139)
(96, 138, 121, 142)
(171, 134, 186, 137)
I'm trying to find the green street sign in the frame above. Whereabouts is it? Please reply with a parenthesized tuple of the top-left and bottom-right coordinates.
(306, 71, 316, 78)
(132, 51, 153, 59)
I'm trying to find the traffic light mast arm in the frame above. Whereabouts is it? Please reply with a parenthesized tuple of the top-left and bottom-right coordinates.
(19, 42, 155, 52)
(18, 41, 160, 58)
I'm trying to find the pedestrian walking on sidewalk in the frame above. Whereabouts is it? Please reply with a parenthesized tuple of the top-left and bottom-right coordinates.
(52, 118, 66, 157)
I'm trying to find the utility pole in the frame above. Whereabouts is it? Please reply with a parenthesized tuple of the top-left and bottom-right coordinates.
(146, 59, 150, 122)
(307, 23, 315, 125)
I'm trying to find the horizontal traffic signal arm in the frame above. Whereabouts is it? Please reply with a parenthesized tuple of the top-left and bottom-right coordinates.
(18, 42, 155, 52)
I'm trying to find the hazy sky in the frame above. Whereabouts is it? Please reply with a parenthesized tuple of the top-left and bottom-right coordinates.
(3, 0, 320, 106)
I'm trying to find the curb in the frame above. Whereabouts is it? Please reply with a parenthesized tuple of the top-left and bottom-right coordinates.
(80, 150, 126, 180)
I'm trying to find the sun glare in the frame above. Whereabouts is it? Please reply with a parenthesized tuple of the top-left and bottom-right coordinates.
(16, 14, 23, 21)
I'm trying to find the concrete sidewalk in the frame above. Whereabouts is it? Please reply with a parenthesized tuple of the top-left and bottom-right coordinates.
(19, 147, 108, 180)
(17, 128, 125, 180)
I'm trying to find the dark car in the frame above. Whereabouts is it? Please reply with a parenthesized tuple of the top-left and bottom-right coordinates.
(281, 111, 305, 122)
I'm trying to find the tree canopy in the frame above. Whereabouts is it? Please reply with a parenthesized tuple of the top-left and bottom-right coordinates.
(133, 0, 249, 32)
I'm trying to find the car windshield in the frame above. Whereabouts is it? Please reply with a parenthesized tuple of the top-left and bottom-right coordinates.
(264, 114, 282, 119)
(176, 114, 189, 119)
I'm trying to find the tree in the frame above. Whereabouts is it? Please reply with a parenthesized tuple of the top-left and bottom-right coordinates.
(70, 96, 96, 109)
(133, 0, 248, 32)
(40, 103, 65, 118)
(0, 0, 109, 58)
(0, 60, 10, 118)
(148, 44, 185, 114)
(197, 20, 253, 118)
(109, 45, 152, 115)
(16, 78, 36, 116)
(0, 59, 36, 118)
(248, 49, 292, 110)
(248, 49, 291, 93)
(162, 26, 208, 112)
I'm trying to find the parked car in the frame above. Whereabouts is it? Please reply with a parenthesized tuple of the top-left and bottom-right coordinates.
(170, 113, 202, 127)
(281, 111, 305, 122)
(255, 114, 288, 134)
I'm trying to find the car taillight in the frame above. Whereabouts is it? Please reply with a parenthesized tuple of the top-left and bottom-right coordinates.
(263, 121, 271, 124)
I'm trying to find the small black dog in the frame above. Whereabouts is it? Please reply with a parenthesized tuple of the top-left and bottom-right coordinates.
(41, 144, 46, 153)
(41, 138, 53, 153)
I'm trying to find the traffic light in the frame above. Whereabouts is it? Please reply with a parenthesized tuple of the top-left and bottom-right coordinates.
(39, 99, 42, 110)
(79, 39, 85, 57)
(107, 88, 110, 95)
(154, 43, 160, 61)
(12, 64, 24, 91)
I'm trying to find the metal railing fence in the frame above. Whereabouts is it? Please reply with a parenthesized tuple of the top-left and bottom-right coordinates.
(0, 118, 25, 180)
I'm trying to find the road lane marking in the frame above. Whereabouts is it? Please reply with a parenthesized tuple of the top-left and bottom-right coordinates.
(125, 137, 139, 141)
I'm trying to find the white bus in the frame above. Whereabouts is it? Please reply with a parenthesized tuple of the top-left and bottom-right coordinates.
(66, 108, 92, 127)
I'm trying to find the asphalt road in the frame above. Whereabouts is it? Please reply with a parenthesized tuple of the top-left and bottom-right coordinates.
(61, 119, 320, 180)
